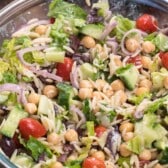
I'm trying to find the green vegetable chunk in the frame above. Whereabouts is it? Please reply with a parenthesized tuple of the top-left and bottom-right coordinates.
(116, 64, 139, 90)
(57, 83, 75, 110)
(0, 106, 28, 138)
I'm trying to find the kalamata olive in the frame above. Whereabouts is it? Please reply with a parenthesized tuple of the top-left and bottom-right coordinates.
(0, 136, 16, 157)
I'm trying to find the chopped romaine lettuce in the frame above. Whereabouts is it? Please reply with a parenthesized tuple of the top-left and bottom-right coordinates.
(127, 113, 167, 154)
(86, 121, 95, 136)
(117, 156, 130, 168)
(112, 15, 135, 41)
(25, 137, 53, 161)
(48, 0, 86, 19)
(159, 147, 168, 164)
(1, 72, 18, 84)
(65, 160, 82, 168)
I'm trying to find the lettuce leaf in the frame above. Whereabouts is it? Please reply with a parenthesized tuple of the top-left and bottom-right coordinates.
(127, 113, 167, 154)
(25, 137, 53, 161)
(112, 15, 135, 41)
(48, 0, 86, 19)
(159, 147, 168, 164)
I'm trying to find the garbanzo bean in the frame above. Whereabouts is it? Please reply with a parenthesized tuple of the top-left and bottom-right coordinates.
(95, 79, 107, 91)
(43, 85, 58, 99)
(141, 56, 152, 69)
(50, 162, 63, 168)
(139, 149, 152, 161)
(81, 36, 96, 48)
(64, 129, 78, 142)
(35, 25, 47, 35)
(27, 93, 40, 105)
(92, 91, 102, 100)
(79, 80, 93, 88)
(111, 79, 125, 91)
(24, 103, 37, 114)
(118, 90, 127, 104)
(122, 132, 134, 141)
(119, 122, 134, 133)
(91, 151, 105, 161)
(139, 79, 152, 89)
(135, 87, 149, 96)
(47, 132, 60, 145)
(125, 38, 140, 52)
(163, 76, 168, 89)
(78, 88, 93, 100)
(119, 143, 132, 157)
(114, 57, 122, 66)
(142, 41, 155, 53)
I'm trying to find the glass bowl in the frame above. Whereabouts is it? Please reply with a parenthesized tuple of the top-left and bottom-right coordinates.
(0, 0, 168, 167)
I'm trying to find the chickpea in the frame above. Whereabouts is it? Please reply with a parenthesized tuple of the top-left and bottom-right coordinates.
(64, 129, 78, 142)
(43, 85, 58, 99)
(79, 80, 93, 88)
(35, 25, 47, 35)
(111, 80, 125, 91)
(119, 143, 132, 157)
(81, 36, 96, 48)
(125, 38, 140, 52)
(141, 56, 152, 69)
(92, 91, 102, 100)
(27, 93, 40, 105)
(47, 132, 60, 145)
(78, 88, 93, 100)
(119, 122, 134, 133)
(50, 162, 63, 168)
(154, 164, 163, 168)
(24, 103, 37, 114)
(91, 151, 105, 161)
(163, 76, 168, 89)
(142, 41, 155, 53)
(95, 79, 107, 91)
(139, 79, 152, 90)
(135, 87, 149, 96)
(139, 149, 152, 161)
(122, 132, 134, 141)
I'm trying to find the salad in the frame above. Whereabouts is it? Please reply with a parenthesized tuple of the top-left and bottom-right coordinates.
(0, 0, 168, 167)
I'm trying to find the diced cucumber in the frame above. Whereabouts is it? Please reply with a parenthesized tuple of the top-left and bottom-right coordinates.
(80, 24, 104, 40)
(0, 107, 28, 138)
(45, 51, 65, 62)
(116, 64, 139, 90)
(80, 63, 98, 80)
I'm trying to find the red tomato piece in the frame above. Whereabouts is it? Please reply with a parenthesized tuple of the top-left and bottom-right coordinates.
(50, 18, 55, 24)
(95, 125, 107, 137)
(82, 157, 106, 168)
(56, 57, 73, 81)
(159, 52, 168, 69)
(19, 118, 47, 139)
(136, 14, 158, 33)
(127, 55, 142, 67)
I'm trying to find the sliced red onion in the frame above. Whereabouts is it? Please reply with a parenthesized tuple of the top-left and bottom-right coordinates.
(121, 29, 147, 57)
(0, 84, 27, 105)
(17, 46, 47, 67)
(100, 20, 117, 40)
(70, 62, 79, 89)
(12, 20, 50, 37)
(70, 105, 86, 128)
(30, 67, 62, 82)
(106, 41, 118, 54)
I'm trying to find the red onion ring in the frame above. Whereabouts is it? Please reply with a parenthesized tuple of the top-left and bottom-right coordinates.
(0, 84, 27, 105)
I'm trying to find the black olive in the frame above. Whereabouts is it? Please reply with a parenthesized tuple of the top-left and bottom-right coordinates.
(0, 136, 16, 157)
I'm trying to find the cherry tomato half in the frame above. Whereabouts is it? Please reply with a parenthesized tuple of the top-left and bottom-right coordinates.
(127, 55, 142, 67)
(56, 57, 73, 81)
(82, 157, 106, 168)
(19, 118, 47, 139)
(95, 125, 107, 137)
(159, 52, 168, 69)
(136, 14, 158, 33)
